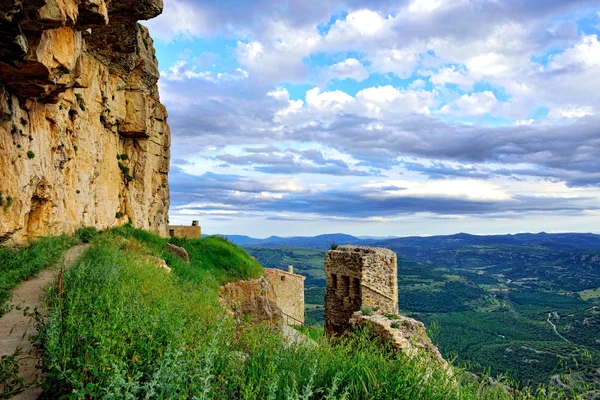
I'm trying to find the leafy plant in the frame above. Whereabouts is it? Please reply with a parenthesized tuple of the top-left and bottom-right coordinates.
(0, 352, 25, 397)
(76, 226, 99, 243)
(385, 313, 401, 320)
(115, 211, 124, 219)
(26, 150, 35, 159)
(361, 306, 374, 316)
(391, 322, 401, 329)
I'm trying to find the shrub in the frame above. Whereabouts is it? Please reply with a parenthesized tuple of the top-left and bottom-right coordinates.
(75, 226, 98, 243)
(115, 211, 124, 219)
(361, 306, 374, 316)
(73, 145, 78, 152)
(391, 322, 401, 329)
(118, 162, 133, 182)
(26, 150, 35, 159)
(385, 313, 401, 320)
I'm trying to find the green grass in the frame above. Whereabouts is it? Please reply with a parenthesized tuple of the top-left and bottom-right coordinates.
(0, 236, 75, 316)
(32, 228, 586, 399)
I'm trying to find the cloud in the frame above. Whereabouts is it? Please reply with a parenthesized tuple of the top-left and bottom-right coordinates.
(169, 169, 600, 220)
(440, 91, 498, 116)
(149, 1, 600, 234)
(323, 58, 369, 82)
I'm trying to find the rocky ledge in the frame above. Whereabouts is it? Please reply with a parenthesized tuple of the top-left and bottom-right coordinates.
(0, 0, 170, 243)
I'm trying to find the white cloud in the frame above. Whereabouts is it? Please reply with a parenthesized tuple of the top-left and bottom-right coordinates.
(145, 0, 209, 41)
(356, 85, 436, 117)
(324, 58, 369, 82)
(427, 66, 474, 90)
(408, 0, 468, 14)
(548, 106, 594, 119)
(440, 91, 498, 116)
(550, 34, 600, 70)
(370, 48, 419, 79)
(306, 87, 356, 116)
(161, 60, 248, 82)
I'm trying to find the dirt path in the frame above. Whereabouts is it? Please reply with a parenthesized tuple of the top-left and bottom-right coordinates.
(0, 244, 89, 399)
(546, 312, 572, 344)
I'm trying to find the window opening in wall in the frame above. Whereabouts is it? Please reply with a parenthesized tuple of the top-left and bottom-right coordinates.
(331, 273, 337, 289)
(341, 275, 350, 297)
(169, 229, 175, 237)
(281, 275, 286, 281)
(351, 277, 360, 297)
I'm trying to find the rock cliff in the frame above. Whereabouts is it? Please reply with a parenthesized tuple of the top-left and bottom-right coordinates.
(350, 310, 448, 367)
(0, 0, 170, 243)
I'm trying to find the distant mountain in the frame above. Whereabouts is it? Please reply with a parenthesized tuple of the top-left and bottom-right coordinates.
(375, 232, 600, 250)
(213, 233, 364, 249)
(217, 232, 600, 251)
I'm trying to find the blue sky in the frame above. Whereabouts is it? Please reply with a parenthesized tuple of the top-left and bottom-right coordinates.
(145, 0, 600, 237)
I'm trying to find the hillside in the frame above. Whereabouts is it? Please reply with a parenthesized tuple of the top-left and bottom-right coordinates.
(245, 236, 600, 392)
(2, 227, 566, 399)
(2, 228, 588, 398)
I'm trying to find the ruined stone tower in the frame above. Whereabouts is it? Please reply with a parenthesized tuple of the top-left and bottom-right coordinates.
(324, 245, 398, 337)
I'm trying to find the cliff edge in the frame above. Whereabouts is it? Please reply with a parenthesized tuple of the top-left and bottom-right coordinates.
(0, 0, 170, 243)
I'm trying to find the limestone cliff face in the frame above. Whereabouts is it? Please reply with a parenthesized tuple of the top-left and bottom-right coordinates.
(0, 0, 170, 243)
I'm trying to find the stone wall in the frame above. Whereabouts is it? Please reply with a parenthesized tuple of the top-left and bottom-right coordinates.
(265, 268, 305, 325)
(168, 225, 201, 239)
(0, 0, 170, 243)
(324, 245, 397, 337)
(218, 276, 283, 328)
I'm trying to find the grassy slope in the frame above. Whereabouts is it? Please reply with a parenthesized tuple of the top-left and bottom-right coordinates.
(36, 228, 583, 399)
(0, 235, 75, 316)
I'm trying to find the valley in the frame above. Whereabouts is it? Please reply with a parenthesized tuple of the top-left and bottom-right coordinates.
(241, 233, 600, 390)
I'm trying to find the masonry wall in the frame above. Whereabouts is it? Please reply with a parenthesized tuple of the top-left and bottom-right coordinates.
(265, 268, 305, 325)
(324, 245, 398, 337)
(167, 225, 201, 239)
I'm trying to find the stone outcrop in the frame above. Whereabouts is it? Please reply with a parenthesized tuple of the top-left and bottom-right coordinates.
(164, 243, 190, 263)
(350, 311, 447, 367)
(0, 0, 170, 243)
(218, 276, 284, 328)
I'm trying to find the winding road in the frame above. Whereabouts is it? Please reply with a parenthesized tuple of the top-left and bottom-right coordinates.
(546, 312, 572, 344)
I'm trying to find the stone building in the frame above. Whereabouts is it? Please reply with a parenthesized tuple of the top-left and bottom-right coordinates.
(265, 266, 306, 325)
(167, 220, 201, 239)
(324, 245, 397, 337)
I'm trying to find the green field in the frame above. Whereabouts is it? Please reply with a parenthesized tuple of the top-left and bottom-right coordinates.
(245, 245, 600, 391)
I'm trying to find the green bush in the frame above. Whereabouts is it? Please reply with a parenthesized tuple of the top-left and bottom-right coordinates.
(361, 306, 374, 316)
(115, 211, 124, 219)
(76, 227, 99, 243)
(26, 150, 35, 159)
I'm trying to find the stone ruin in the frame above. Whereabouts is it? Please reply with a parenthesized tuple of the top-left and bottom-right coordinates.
(324, 245, 398, 337)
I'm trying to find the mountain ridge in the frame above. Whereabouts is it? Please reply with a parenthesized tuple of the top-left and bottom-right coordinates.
(215, 232, 600, 250)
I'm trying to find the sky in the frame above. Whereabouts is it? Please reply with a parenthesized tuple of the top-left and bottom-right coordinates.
(144, 0, 600, 238)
